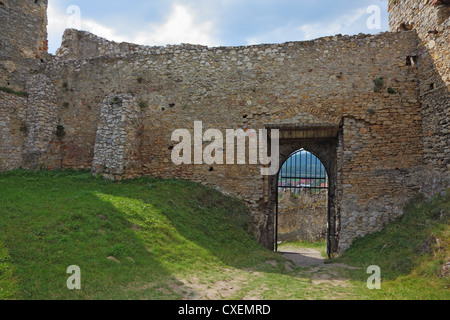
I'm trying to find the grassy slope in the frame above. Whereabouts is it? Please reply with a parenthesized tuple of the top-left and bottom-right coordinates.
(0, 170, 276, 299)
(335, 191, 450, 299)
(0, 170, 448, 300)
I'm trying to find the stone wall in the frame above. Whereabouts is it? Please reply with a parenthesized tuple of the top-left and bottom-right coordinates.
(0, 0, 48, 91)
(278, 191, 328, 243)
(0, 91, 27, 171)
(389, 0, 450, 196)
(0, 74, 58, 172)
(21, 73, 58, 170)
(92, 94, 142, 180)
(42, 30, 426, 251)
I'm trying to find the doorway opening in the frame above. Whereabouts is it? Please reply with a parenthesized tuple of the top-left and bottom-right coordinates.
(275, 149, 329, 253)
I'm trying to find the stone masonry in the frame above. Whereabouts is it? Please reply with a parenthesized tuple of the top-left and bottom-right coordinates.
(278, 190, 328, 243)
(0, 0, 48, 91)
(0, 0, 448, 253)
(92, 94, 142, 180)
(389, 0, 450, 197)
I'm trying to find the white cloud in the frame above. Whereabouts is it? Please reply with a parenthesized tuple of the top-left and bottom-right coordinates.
(246, 26, 296, 45)
(80, 19, 129, 43)
(133, 3, 219, 46)
(47, 3, 126, 53)
(246, 8, 368, 45)
(299, 8, 367, 40)
(47, 2, 219, 53)
(47, 3, 68, 52)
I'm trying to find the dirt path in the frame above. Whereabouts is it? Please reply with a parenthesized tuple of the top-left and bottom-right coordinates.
(169, 247, 358, 300)
(279, 247, 326, 267)
(279, 245, 355, 269)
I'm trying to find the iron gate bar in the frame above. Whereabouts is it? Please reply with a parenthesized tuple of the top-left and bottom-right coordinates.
(279, 177, 328, 181)
(275, 190, 279, 252)
(278, 186, 328, 189)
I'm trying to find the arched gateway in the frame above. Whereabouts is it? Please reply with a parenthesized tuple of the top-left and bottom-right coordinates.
(265, 124, 341, 256)
(275, 149, 329, 253)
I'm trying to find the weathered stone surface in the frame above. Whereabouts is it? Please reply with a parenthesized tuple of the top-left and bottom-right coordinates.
(0, 92, 27, 171)
(278, 191, 328, 243)
(92, 94, 141, 180)
(0, 0, 48, 91)
(389, 0, 450, 192)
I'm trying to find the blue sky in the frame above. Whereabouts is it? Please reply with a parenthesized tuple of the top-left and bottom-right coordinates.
(47, 0, 390, 54)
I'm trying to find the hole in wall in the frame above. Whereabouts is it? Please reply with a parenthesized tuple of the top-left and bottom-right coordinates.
(435, 0, 450, 7)
(399, 22, 414, 31)
(406, 56, 417, 66)
(56, 125, 65, 138)
(373, 77, 384, 92)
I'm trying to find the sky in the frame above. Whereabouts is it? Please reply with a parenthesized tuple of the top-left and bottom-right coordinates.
(47, 0, 390, 54)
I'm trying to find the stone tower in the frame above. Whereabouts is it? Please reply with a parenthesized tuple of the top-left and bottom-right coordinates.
(0, 0, 57, 171)
(389, 0, 450, 187)
(0, 0, 49, 90)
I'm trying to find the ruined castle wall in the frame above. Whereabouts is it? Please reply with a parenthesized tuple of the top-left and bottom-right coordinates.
(56, 29, 174, 61)
(0, 2, 447, 252)
(91, 94, 142, 180)
(389, 0, 450, 195)
(21, 73, 58, 170)
(0, 91, 27, 171)
(45, 30, 425, 250)
(0, 74, 58, 172)
(0, 0, 48, 90)
(0, 1, 52, 172)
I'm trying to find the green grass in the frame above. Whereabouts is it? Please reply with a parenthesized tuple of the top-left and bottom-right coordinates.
(0, 170, 448, 300)
(0, 241, 19, 300)
(0, 170, 278, 300)
(334, 191, 450, 300)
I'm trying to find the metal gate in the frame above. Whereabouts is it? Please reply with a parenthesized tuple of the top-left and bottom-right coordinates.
(275, 149, 329, 252)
